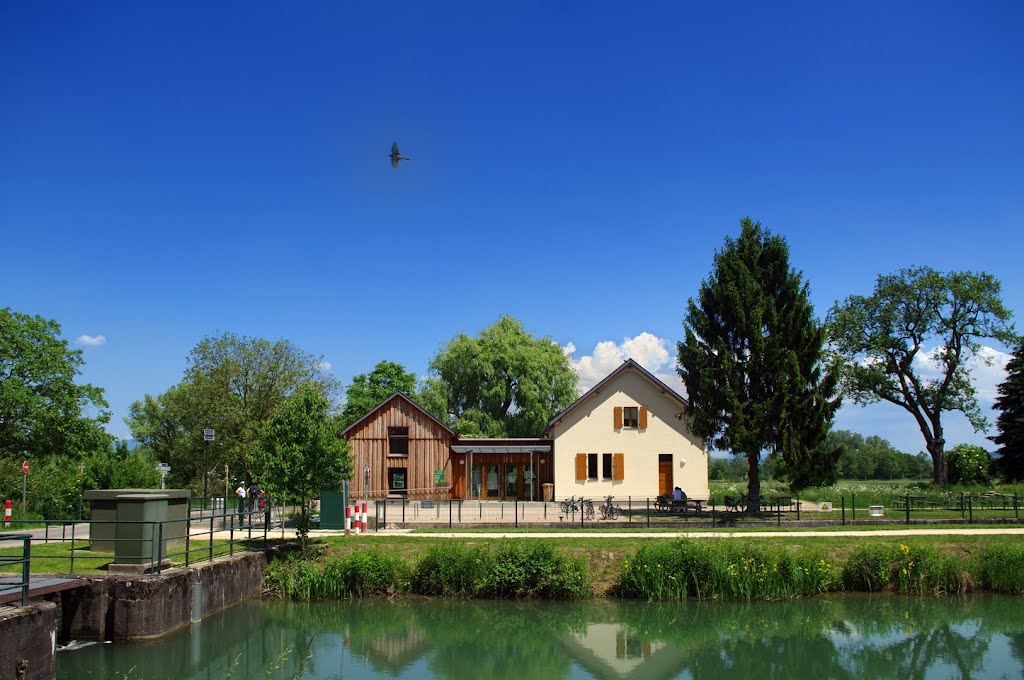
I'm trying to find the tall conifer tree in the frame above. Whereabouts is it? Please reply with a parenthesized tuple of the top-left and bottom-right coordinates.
(677, 219, 840, 509)
(993, 345, 1024, 481)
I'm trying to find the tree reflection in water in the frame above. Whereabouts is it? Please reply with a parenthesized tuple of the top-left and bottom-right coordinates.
(56, 594, 1024, 680)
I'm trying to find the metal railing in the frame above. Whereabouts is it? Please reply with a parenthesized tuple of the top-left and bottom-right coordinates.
(0, 533, 31, 605)
(342, 492, 1024, 530)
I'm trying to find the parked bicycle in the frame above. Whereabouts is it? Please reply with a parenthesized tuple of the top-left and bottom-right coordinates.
(559, 496, 595, 519)
(600, 496, 622, 520)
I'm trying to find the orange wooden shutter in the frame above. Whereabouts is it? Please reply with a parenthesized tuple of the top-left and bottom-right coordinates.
(613, 407, 622, 429)
(613, 453, 624, 480)
(575, 453, 587, 481)
(639, 406, 648, 429)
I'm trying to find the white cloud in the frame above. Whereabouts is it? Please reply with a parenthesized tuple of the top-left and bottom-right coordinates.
(318, 360, 333, 371)
(75, 334, 107, 347)
(911, 344, 1010, 404)
(565, 332, 685, 395)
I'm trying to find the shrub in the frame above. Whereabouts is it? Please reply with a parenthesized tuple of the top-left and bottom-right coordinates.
(841, 543, 969, 594)
(266, 549, 410, 598)
(946, 444, 993, 485)
(617, 540, 839, 601)
(974, 544, 1024, 594)
(412, 543, 488, 596)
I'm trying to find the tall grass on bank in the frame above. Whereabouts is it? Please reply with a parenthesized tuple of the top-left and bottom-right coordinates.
(268, 541, 590, 600)
(411, 541, 592, 599)
(265, 548, 410, 598)
(974, 544, 1024, 594)
(617, 540, 839, 601)
(841, 544, 970, 595)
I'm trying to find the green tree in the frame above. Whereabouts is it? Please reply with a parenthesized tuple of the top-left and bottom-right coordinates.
(828, 267, 1016, 485)
(421, 316, 578, 438)
(82, 440, 161, 491)
(0, 307, 114, 461)
(127, 332, 339, 491)
(254, 384, 351, 549)
(945, 443, 992, 485)
(678, 219, 840, 507)
(340, 360, 418, 429)
(992, 344, 1024, 481)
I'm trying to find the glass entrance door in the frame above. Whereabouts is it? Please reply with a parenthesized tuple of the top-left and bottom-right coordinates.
(504, 466, 520, 498)
(471, 463, 533, 499)
(485, 465, 500, 498)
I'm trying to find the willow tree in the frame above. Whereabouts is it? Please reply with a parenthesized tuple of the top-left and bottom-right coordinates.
(677, 219, 840, 509)
(828, 267, 1015, 485)
(419, 316, 578, 437)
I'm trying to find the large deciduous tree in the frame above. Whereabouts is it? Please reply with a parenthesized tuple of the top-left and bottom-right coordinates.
(340, 360, 418, 429)
(127, 332, 339, 490)
(420, 316, 578, 438)
(827, 267, 1016, 485)
(0, 307, 113, 461)
(992, 344, 1024, 481)
(254, 384, 351, 549)
(677, 219, 840, 508)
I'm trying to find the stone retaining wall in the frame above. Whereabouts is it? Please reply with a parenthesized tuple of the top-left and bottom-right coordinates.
(1, 601, 57, 680)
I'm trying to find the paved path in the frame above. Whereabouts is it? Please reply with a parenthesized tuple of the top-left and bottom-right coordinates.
(306, 527, 1024, 539)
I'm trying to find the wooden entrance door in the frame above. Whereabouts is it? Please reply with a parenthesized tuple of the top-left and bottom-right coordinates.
(658, 455, 673, 496)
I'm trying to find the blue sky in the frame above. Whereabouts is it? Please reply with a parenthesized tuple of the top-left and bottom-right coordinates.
(2, 2, 1022, 456)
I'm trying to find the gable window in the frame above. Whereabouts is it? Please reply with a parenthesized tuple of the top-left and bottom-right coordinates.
(587, 453, 599, 480)
(622, 407, 639, 428)
(388, 426, 409, 456)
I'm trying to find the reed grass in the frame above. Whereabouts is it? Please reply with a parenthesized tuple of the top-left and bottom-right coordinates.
(840, 543, 970, 595)
(616, 540, 839, 600)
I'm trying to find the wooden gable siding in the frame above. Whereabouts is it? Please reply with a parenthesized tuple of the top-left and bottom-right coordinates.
(345, 395, 455, 498)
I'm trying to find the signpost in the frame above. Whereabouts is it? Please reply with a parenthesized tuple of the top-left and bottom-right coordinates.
(203, 429, 215, 507)
(21, 459, 29, 514)
(157, 462, 172, 490)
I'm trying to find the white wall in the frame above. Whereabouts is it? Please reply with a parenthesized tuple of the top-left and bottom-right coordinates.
(550, 366, 708, 500)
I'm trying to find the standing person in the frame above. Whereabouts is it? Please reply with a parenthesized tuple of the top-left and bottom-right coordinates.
(248, 481, 260, 513)
(235, 481, 247, 525)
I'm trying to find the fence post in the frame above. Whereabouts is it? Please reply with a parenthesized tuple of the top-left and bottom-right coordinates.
(229, 513, 234, 556)
(969, 495, 973, 524)
(209, 513, 215, 562)
(514, 497, 518, 529)
(796, 495, 800, 521)
(851, 493, 855, 521)
(628, 497, 632, 524)
(70, 523, 75, 574)
(185, 514, 191, 568)
(22, 537, 31, 605)
(403, 495, 406, 523)
(1015, 494, 1019, 520)
(905, 493, 910, 525)
(646, 498, 650, 528)
(777, 499, 781, 526)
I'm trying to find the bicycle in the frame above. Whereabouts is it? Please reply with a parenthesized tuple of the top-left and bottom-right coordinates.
(559, 496, 579, 514)
(599, 496, 621, 520)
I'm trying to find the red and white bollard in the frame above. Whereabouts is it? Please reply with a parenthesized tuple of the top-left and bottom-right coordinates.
(3, 500, 10, 528)
(344, 505, 352, 536)
(361, 501, 368, 533)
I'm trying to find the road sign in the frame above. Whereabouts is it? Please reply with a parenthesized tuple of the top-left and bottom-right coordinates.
(204, 429, 215, 441)
(22, 461, 29, 474)
(157, 463, 172, 472)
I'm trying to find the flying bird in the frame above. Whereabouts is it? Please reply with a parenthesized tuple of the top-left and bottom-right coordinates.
(389, 142, 410, 168)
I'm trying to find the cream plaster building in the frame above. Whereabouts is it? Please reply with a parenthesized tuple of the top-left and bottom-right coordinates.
(545, 359, 709, 500)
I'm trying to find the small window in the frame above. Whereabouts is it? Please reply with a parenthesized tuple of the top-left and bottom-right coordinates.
(622, 407, 639, 428)
(388, 426, 409, 456)
(602, 453, 613, 479)
(587, 453, 598, 480)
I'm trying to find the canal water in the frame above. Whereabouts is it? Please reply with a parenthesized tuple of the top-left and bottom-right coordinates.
(57, 595, 1024, 679)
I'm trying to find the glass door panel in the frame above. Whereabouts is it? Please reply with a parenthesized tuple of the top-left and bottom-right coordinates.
(471, 464, 482, 499)
(523, 464, 534, 501)
(505, 465, 520, 498)
(485, 465, 500, 498)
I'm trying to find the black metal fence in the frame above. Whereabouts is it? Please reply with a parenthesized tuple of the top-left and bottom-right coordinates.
(361, 492, 1024, 529)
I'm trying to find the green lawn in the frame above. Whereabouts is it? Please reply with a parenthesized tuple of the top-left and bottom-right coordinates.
(0, 538, 272, 575)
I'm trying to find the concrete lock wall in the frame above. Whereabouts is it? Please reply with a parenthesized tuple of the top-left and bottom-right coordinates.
(1, 601, 57, 680)
(62, 550, 267, 641)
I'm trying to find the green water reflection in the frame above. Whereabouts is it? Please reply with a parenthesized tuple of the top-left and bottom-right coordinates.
(57, 595, 1024, 679)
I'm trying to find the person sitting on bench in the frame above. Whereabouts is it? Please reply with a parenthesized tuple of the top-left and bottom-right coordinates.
(672, 486, 683, 501)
